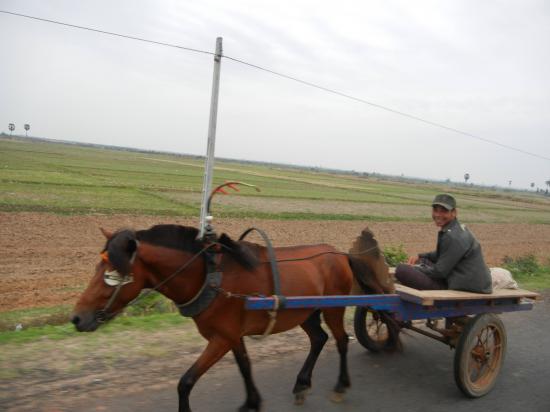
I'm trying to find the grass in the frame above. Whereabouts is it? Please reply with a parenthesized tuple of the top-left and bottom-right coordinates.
(0, 292, 181, 344)
(383, 244, 408, 267)
(0, 311, 190, 345)
(0, 313, 202, 383)
(503, 255, 550, 290)
(2, 136, 550, 222)
(0, 305, 73, 332)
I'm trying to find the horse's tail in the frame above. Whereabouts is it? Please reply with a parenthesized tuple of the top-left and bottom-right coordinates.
(347, 227, 394, 295)
(348, 227, 402, 352)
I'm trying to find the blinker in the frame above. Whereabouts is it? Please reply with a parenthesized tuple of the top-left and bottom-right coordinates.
(104, 269, 134, 287)
(100, 244, 138, 286)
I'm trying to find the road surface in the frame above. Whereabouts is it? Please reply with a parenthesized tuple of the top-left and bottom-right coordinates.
(67, 298, 549, 412)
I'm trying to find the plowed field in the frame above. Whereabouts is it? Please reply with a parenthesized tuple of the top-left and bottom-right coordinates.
(1, 212, 549, 312)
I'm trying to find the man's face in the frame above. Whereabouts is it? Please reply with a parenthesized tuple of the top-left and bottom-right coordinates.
(432, 205, 456, 228)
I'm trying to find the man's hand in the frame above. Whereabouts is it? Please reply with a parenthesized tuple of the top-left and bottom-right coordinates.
(407, 255, 420, 265)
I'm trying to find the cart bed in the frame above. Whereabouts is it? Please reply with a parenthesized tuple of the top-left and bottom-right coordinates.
(395, 284, 541, 306)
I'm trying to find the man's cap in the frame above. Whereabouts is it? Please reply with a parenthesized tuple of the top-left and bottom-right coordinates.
(432, 194, 456, 210)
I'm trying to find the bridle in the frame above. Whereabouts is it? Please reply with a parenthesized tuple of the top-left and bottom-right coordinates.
(95, 247, 139, 323)
(95, 242, 216, 323)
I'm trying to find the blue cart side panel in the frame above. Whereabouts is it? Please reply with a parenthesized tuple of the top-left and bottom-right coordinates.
(245, 294, 402, 311)
(245, 294, 534, 320)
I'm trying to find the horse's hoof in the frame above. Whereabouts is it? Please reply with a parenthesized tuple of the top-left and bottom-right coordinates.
(294, 389, 310, 405)
(294, 394, 305, 406)
(330, 391, 345, 403)
(238, 406, 261, 412)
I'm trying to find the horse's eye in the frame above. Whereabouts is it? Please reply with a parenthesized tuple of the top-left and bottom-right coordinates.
(104, 270, 122, 286)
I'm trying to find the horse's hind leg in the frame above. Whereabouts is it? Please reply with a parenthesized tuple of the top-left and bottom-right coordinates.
(232, 338, 262, 412)
(322, 307, 351, 402)
(293, 310, 328, 405)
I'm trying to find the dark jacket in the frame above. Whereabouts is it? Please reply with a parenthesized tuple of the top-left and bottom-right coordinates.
(418, 219, 492, 294)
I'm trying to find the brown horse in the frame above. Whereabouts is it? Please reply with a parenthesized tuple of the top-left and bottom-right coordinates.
(71, 224, 394, 412)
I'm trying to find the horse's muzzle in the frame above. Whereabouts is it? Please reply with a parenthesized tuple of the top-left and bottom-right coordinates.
(71, 312, 100, 332)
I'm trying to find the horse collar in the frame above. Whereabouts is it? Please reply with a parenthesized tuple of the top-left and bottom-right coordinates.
(176, 247, 222, 318)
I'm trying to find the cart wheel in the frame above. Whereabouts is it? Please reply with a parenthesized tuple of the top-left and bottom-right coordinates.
(353, 306, 399, 352)
(453, 313, 507, 398)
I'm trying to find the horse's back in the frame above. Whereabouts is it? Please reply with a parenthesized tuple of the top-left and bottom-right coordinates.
(275, 243, 353, 296)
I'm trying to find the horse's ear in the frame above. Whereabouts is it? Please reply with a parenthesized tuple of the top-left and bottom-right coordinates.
(100, 227, 113, 239)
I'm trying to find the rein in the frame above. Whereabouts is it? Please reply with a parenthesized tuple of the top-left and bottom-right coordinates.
(96, 235, 380, 326)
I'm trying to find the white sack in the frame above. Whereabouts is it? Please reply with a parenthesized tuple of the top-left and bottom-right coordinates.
(490, 267, 519, 290)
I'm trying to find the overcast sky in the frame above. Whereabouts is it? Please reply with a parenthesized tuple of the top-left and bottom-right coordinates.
(1, 0, 549, 188)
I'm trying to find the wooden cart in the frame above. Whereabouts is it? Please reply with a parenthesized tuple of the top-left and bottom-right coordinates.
(246, 285, 541, 397)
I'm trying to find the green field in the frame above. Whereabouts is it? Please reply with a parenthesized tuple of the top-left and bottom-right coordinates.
(2, 136, 549, 223)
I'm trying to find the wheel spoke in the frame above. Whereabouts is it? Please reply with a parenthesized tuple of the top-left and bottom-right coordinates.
(469, 358, 482, 381)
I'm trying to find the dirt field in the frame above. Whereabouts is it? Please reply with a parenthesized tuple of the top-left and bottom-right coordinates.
(1, 212, 550, 313)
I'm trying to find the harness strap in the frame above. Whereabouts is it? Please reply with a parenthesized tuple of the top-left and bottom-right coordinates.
(176, 270, 222, 317)
(96, 281, 125, 323)
(239, 227, 286, 339)
(176, 246, 222, 318)
(239, 227, 286, 309)
(260, 296, 280, 338)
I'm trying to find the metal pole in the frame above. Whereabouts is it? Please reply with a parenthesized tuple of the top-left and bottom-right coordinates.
(199, 37, 223, 237)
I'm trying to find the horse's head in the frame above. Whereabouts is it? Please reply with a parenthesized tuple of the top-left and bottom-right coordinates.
(71, 228, 145, 331)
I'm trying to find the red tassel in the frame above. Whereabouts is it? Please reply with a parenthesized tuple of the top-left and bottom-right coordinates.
(100, 251, 109, 263)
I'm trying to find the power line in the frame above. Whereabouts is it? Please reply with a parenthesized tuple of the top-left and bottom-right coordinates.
(0, 10, 214, 56)
(224, 56, 550, 161)
(2, 9, 548, 162)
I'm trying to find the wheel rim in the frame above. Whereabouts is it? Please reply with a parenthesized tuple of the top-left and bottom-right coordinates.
(366, 310, 389, 343)
(466, 324, 504, 390)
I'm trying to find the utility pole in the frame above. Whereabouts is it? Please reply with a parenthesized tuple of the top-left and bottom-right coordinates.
(199, 37, 223, 238)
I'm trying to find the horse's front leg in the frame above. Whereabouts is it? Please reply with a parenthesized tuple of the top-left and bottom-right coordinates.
(232, 338, 262, 412)
(178, 336, 232, 412)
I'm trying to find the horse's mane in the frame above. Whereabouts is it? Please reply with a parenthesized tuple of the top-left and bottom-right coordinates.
(124, 224, 258, 270)
(217, 233, 259, 270)
(135, 225, 203, 254)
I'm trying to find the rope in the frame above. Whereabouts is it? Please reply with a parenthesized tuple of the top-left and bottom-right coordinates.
(218, 242, 380, 264)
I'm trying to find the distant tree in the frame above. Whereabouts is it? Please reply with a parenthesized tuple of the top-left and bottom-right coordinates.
(546, 180, 550, 191)
(24, 124, 30, 137)
(464, 173, 470, 184)
(8, 123, 15, 135)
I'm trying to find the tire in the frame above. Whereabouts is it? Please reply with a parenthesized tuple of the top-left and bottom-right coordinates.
(453, 313, 507, 398)
(353, 306, 399, 352)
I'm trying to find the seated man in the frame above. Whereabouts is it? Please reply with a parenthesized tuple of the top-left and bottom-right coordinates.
(395, 194, 492, 293)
